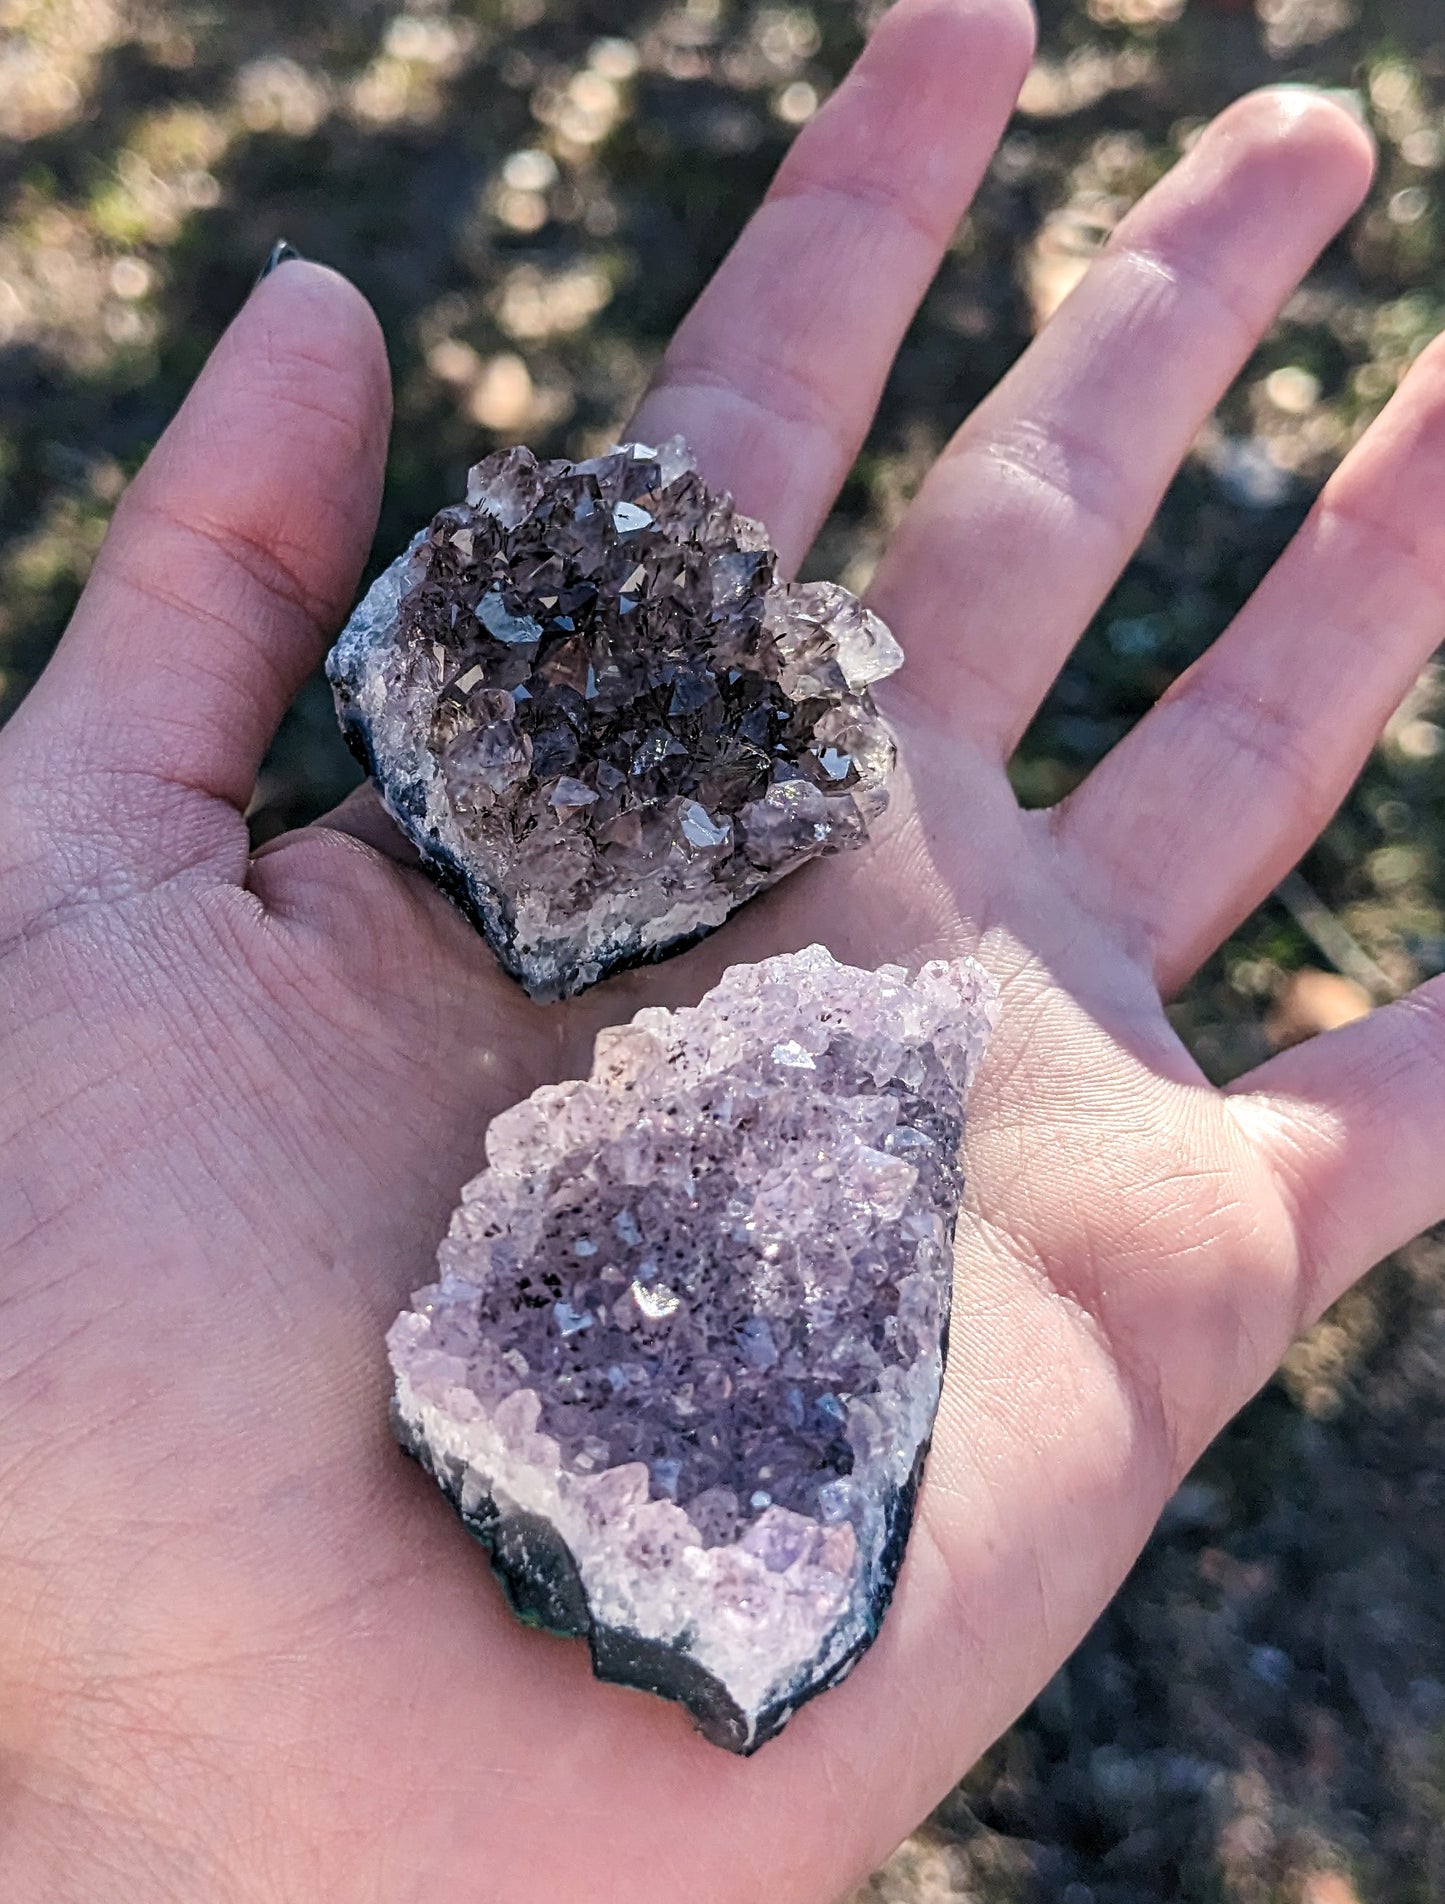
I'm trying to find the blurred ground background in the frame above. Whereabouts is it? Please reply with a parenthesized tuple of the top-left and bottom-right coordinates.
(1, 0, 1442, 1896)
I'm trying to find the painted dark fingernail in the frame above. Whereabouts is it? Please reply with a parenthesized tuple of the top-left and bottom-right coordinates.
(254, 239, 305, 288)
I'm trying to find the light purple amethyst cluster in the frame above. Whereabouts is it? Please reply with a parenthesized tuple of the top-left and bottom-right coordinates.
(388, 944, 995, 1750)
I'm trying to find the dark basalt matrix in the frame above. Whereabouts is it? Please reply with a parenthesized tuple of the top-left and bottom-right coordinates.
(327, 440, 903, 999)
(387, 945, 996, 1751)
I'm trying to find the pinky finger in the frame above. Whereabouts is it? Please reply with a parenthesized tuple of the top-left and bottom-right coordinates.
(1227, 976, 1445, 1322)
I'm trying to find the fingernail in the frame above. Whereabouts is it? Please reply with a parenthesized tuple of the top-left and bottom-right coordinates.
(254, 239, 305, 289)
(1263, 82, 1374, 135)
(1320, 86, 1371, 130)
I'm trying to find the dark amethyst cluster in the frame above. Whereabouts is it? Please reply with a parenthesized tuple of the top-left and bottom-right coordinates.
(327, 440, 902, 999)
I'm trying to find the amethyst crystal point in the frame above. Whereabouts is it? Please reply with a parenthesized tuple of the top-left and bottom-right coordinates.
(327, 441, 902, 1000)
(387, 944, 996, 1751)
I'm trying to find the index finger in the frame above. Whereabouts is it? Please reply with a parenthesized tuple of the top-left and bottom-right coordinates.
(629, 0, 1036, 571)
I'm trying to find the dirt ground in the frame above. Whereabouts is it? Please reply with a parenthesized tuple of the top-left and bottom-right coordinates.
(1, 1, 1442, 1897)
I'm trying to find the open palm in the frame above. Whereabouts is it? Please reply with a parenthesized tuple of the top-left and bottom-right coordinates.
(3, 4, 1443, 1898)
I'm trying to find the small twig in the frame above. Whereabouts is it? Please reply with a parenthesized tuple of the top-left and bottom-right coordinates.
(1273, 871, 1397, 1002)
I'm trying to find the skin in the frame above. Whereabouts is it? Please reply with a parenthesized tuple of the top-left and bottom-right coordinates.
(1, 2, 1442, 1896)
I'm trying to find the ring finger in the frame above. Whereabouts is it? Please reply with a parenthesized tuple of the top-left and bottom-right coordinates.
(1059, 328, 1445, 994)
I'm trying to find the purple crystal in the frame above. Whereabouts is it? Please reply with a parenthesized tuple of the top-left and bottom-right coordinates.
(327, 442, 902, 1000)
(387, 945, 996, 1751)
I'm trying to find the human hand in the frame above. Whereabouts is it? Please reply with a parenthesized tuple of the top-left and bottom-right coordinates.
(2, 2, 1441, 1897)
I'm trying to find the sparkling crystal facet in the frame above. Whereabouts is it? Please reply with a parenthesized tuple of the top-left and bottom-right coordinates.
(327, 442, 903, 1000)
(387, 945, 997, 1751)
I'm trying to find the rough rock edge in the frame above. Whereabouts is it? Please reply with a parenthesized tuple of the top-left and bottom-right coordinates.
(388, 1285, 946, 1752)
(394, 1400, 936, 1754)
(327, 541, 548, 986)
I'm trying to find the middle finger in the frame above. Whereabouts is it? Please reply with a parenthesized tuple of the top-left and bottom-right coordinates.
(871, 88, 1374, 754)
